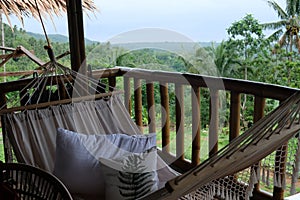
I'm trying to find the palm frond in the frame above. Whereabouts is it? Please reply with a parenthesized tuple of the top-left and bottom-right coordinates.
(261, 20, 287, 30)
(266, 29, 284, 40)
(286, 0, 300, 16)
(267, 0, 288, 19)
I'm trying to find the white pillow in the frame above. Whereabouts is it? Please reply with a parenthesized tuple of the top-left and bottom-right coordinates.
(53, 128, 157, 199)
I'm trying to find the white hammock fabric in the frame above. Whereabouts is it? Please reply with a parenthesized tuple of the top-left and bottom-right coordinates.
(3, 95, 140, 171)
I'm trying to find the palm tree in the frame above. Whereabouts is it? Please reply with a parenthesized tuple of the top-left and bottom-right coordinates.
(262, 0, 300, 55)
(206, 41, 241, 78)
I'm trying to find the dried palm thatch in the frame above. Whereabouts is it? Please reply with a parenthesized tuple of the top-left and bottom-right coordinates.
(0, 0, 97, 26)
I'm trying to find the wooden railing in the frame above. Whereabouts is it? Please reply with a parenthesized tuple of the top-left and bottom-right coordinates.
(0, 67, 299, 199)
(93, 67, 299, 199)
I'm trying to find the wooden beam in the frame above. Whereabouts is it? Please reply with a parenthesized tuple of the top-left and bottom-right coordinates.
(18, 46, 45, 66)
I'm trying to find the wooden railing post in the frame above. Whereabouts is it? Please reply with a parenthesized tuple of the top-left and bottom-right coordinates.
(273, 100, 287, 200)
(146, 81, 156, 133)
(0, 92, 10, 163)
(253, 96, 266, 193)
(134, 78, 143, 132)
(209, 89, 219, 157)
(191, 86, 200, 166)
(229, 92, 241, 141)
(175, 84, 184, 160)
(108, 77, 117, 92)
(123, 76, 131, 114)
(160, 82, 170, 154)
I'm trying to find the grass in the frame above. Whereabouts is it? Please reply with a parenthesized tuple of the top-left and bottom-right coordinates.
(146, 125, 229, 162)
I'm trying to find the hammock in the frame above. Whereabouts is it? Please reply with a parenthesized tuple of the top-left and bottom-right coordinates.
(0, 57, 140, 171)
(145, 91, 300, 200)
(1, 52, 300, 199)
(0, 52, 181, 199)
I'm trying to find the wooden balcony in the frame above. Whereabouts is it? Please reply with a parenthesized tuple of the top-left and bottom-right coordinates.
(0, 66, 299, 199)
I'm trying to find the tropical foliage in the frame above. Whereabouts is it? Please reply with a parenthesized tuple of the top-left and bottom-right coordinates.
(262, 0, 300, 55)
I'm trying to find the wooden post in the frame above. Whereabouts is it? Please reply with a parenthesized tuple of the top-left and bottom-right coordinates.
(124, 76, 131, 114)
(253, 96, 265, 193)
(273, 100, 286, 200)
(67, 0, 87, 97)
(253, 96, 265, 123)
(134, 78, 143, 132)
(209, 89, 219, 157)
(66, 0, 86, 73)
(175, 84, 184, 161)
(146, 81, 156, 133)
(229, 92, 241, 141)
(0, 92, 10, 163)
(108, 77, 116, 91)
(191, 86, 200, 166)
(160, 82, 170, 154)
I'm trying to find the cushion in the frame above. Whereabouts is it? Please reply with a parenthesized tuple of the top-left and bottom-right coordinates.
(100, 147, 158, 200)
(53, 128, 157, 199)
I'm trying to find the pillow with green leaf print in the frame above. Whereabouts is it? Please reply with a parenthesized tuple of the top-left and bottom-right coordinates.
(100, 147, 158, 200)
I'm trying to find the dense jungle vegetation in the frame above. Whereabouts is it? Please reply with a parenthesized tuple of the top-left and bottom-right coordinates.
(1, 6, 300, 133)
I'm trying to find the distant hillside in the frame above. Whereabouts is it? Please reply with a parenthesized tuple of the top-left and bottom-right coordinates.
(111, 42, 217, 53)
(27, 32, 98, 45)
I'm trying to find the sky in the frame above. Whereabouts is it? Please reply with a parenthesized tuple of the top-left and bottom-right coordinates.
(4, 0, 286, 43)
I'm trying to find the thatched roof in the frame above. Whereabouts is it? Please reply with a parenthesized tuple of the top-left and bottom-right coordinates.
(1, 0, 97, 25)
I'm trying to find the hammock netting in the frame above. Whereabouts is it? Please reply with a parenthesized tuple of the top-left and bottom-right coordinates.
(1, 55, 300, 199)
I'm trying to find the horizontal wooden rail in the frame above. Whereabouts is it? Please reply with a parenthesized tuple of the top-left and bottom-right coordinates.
(106, 67, 298, 101)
